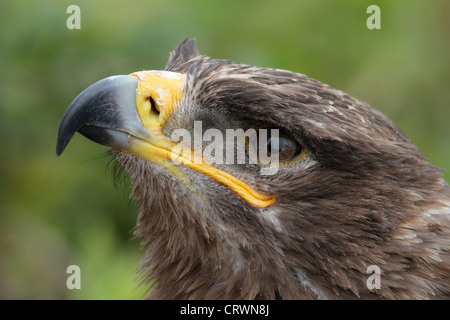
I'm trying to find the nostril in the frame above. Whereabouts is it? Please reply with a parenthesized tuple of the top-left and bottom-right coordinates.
(148, 97, 160, 117)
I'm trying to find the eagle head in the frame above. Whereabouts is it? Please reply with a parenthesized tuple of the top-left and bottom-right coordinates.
(57, 39, 450, 299)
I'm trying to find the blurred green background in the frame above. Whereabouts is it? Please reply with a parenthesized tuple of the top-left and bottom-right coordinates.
(0, 0, 448, 299)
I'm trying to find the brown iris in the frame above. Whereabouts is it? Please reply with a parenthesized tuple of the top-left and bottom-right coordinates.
(258, 128, 303, 162)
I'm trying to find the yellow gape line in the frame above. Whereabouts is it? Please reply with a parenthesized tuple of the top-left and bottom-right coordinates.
(129, 70, 277, 208)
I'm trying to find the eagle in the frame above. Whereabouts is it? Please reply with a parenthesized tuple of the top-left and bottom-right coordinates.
(56, 39, 450, 299)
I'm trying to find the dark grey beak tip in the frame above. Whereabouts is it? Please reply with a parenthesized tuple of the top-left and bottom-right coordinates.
(56, 125, 74, 157)
(56, 145, 64, 157)
(55, 127, 71, 157)
(56, 75, 139, 157)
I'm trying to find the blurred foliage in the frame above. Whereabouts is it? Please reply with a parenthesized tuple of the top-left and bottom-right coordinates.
(0, 0, 448, 299)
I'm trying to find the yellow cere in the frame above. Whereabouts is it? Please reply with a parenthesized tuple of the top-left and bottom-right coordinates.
(131, 70, 185, 130)
(129, 70, 276, 208)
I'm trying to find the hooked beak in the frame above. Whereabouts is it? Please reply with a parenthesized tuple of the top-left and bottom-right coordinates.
(56, 75, 145, 156)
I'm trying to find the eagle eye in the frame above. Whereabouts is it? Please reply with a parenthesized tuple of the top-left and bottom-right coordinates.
(259, 128, 303, 162)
